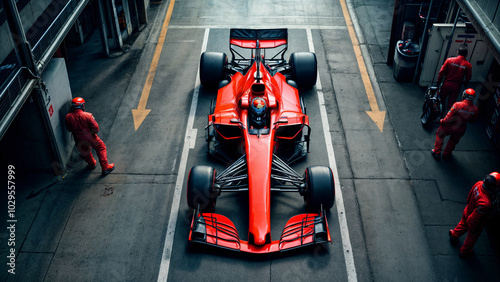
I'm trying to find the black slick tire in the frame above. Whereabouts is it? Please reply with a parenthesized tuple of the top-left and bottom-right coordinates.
(290, 52, 317, 89)
(187, 166, 217, 212)
(304, 166, 335, 211)
(200, 52, 227, 89)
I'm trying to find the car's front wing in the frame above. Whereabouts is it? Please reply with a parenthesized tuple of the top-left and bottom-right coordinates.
(188, 210, 331, 253)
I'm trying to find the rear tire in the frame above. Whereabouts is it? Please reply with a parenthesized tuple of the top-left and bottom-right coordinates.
(304, 166, 335, 211)
(187, 166, 217, 212)
(200, 52, 227, 88)
(290, 52, 317, 89)
(300, 96, 306, 115)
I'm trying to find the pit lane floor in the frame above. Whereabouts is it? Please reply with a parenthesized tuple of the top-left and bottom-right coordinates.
(2, 0, 500, 281)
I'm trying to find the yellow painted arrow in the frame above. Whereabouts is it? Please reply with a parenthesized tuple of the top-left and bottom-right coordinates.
(339, 0, 386, 132)
(132, 0, 176, 131)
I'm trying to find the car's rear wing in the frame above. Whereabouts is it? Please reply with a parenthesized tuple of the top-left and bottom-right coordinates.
(230, 28, 288, 49)
(229, 29, 289, 74)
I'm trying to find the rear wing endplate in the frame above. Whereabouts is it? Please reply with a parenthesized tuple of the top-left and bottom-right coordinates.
(230, 28, 288, 49)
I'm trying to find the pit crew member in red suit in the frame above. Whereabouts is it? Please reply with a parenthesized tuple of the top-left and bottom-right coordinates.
(449, 174, 497, 257)
(431, 88, 478, 159)
(489, 172, 500, 217)
(65, 97, 115, 175)
(437, 45, 472, 111)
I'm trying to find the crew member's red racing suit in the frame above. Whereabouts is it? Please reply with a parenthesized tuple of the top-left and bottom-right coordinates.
(434, 99, 478, 156)
(66, 109, 109, 170)
(450, 181, 493, 254)
(438, 55, 472, 110)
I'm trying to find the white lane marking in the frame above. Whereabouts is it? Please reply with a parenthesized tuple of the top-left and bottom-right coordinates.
(307, 29, 358, 282)
(168, 25, 347, 30)
(189, 129, 197, 149)
(198, 16, 345, 20)
(157, 28, 210, 282)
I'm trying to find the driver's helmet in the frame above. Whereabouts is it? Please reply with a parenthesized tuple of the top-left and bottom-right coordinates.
(250, 97, 267, 127)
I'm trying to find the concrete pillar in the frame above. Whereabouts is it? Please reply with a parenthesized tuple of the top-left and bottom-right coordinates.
(97, 0, 110, 56)
(99, 0, 123, 52)
(121, 0, 133, 36)
(136, 0, 149, 25)
(109, 0, 124, 50)
(129, 0, 142, 30)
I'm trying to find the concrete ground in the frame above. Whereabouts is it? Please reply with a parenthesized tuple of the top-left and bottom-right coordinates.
(353, 0, 500, 280)
(2, 0, 500, 281)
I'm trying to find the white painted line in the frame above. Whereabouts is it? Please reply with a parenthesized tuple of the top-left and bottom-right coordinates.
(189, 129, 197, 149)
(306, 29, 358, 282)
(157, 28, 210, 282)
(168, 25, 347, 30)
(198, 15, 345, 20)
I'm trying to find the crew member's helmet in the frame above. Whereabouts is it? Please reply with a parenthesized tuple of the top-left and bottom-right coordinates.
(462, 88, 475, 101)
(490, 172, 500, 187)
(483, 174, 497, 192)
(250, 97, 267, 127)
(71, 97, 85, 111)
(458, 45, 468, 57)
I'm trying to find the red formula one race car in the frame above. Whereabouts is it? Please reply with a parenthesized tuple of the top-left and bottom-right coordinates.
(187, 29, 335, 253)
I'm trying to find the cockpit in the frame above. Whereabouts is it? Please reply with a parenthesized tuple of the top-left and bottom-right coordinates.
(247, 82, 271, 135)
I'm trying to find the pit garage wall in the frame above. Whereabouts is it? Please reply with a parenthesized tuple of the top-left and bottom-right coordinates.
(457, 0, 500, 65)
(41, 58, 74, 172)
(0, 93, 53, 172)
(419, 23, 495, 86)
(0, 58, 73, 173)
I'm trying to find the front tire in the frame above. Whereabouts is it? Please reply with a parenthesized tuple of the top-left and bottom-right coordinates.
(290, 52, 317, 89)
(187, 166, 217, 212)
(200, 52, 227, 89)
(304, 166, 335, 211)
